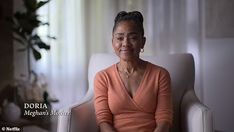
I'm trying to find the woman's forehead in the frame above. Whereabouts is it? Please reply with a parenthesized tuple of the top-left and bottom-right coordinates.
(114, 21, 140, 33)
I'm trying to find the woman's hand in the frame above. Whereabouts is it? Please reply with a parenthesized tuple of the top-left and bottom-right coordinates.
(99, 122, 116, 132)
(153, 121, 170, 132)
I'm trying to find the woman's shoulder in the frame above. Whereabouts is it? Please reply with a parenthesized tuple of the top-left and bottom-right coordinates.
(95, 64, 116, 78)
(147, 61, 169, 74)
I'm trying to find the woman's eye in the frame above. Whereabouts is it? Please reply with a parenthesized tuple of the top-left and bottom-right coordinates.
(116, 37, 124, 41)
(129, 36, 138, 41)
(129, 37, 137, 40)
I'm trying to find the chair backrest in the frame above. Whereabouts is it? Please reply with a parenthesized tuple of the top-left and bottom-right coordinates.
(86, 53, 195, 132)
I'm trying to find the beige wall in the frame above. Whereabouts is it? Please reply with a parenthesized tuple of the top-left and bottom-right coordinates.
(202, 0, 234, 132)
(202, 39, 234, 132)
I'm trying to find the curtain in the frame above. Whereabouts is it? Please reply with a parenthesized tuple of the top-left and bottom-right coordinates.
(35, 0, 202, 109)
(36, 0, 87, 109)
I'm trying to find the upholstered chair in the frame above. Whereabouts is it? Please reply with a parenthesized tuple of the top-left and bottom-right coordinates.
(57, 53, 213, 132)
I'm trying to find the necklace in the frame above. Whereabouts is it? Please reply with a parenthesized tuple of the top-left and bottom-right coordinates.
(118, 64, 135, 78)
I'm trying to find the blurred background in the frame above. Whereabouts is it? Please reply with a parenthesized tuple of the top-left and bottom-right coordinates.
(0, 0, 234, 132)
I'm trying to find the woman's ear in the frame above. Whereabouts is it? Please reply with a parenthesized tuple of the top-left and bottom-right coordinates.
(112, 33, 114, 43)
(141, 36, 146, 49)
(111, 37, 114, 47)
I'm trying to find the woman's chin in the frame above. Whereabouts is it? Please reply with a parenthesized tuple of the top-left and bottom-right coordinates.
(119, 54, 136, 61)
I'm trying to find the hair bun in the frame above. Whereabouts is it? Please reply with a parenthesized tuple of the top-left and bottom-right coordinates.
(129, 11, 143, 24)
(113, 11, 144, 35)
(115, 11, 127, 23)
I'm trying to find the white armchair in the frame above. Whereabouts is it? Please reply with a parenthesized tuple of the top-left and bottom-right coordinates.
(57, 53, 213, 132)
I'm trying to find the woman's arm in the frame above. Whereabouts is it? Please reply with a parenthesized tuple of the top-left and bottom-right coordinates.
(153, 121, 170, 132)
(99, 122, 116, 132)
(154, 69, 173, 132)
(94, 72, 115, 132)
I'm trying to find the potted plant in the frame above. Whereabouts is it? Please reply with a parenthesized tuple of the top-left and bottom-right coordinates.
(7, 0, 55, 79)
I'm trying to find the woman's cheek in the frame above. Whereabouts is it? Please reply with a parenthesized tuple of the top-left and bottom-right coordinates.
(113, 42, 121, 50)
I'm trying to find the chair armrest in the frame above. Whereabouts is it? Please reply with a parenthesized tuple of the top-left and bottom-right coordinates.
(57, 95, 93, 132)
(70, 100, 98, 132)
(57, 106, 72, 132)
(181, 89, 214, 132)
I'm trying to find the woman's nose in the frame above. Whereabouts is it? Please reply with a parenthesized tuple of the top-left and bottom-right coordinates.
(122, 37, 130, 47)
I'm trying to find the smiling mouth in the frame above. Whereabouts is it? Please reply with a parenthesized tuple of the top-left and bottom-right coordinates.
(121, 51, 131, 54)
(120, 49, 132, 53)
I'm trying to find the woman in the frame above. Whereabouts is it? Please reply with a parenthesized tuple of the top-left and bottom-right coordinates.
(94, 11, 173, 132)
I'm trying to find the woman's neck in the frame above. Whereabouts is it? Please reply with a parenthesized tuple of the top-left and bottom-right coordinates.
(118, 59, 144, 73)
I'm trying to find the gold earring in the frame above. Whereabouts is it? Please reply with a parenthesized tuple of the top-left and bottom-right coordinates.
(140, 48, 144, 53)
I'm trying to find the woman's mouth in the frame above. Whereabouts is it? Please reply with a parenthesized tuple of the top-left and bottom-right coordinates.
(120, 49, 132, 53)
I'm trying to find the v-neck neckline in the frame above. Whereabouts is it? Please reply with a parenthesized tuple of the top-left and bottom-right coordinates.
(115, 62, 149, 101)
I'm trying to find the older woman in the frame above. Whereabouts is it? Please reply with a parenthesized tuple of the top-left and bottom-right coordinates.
(94, 11, 173, 132)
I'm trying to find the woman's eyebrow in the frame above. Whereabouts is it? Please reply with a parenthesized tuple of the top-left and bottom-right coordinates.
(128, 32, 138, 35)
(114, 33, 124, 36)
(114, 32, 138, 36)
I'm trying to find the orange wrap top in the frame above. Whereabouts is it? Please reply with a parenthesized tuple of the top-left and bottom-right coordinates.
(94, 62, 173, 132)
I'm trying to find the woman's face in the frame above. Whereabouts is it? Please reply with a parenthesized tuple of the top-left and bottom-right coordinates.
(112, 20, 146, 61)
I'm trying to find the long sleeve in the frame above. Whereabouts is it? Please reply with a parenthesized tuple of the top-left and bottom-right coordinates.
(155, 68, 173, 126)
(94, 71, 113, 125)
